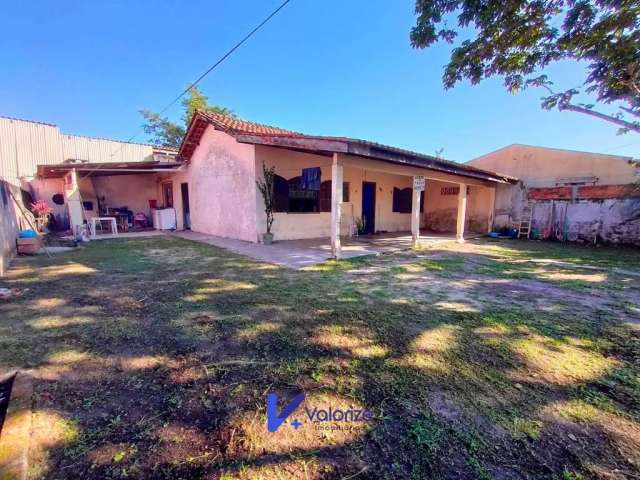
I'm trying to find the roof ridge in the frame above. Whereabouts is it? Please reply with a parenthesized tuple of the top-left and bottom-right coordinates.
(61, 132, 179, 151)
(510, 143, 634, 159)
(180, 111, 516, 183)
(197, 111, 462, 165)
(0, 114, 58, 127)
(472, 143, 633, 161)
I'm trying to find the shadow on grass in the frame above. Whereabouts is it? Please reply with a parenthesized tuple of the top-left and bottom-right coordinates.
(0, 236, 638, 479)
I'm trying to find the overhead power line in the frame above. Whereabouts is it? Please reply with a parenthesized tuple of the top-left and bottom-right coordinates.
(81, 0, 293, 179)
(157, 0, 293, 119)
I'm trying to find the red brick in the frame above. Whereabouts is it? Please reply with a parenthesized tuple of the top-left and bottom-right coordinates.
(528, 187, 571, 200)
(577, 184, 640, 199)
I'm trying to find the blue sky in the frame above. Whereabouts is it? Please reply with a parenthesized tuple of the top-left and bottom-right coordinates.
(1, 0, 638, 162)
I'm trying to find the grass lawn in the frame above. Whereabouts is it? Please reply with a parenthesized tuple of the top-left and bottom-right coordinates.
(0, 236, 639, 479)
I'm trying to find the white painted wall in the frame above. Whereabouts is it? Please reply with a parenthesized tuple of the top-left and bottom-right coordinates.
(529, 199, 640, 245)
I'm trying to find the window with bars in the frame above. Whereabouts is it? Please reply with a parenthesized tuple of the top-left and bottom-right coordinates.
(273, 171, 350, 214)
(392, 187, 424, 213)
(162, 182, 174, 208)
(319, 181, 350, 212)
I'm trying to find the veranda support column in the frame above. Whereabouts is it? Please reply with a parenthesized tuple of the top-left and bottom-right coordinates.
(487, 187, 496, 233)
(65, 168, 84, 236)
(456, 183, 467, 243)
(411, 181, 422, 248)
(331, 153, 343, 259)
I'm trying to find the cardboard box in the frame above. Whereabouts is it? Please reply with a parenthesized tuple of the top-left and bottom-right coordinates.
(17, 236, 42, 255)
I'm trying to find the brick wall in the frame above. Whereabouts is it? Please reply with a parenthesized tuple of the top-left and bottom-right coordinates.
(528, 184, 639, 201)
(577, 185, 640, 200)
(528, 187, 572, 200)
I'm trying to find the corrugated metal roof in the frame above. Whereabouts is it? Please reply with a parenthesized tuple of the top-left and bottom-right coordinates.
(61, 135, 157, 164)
(0, 115, 179, 184)
(0, 114, 57, 127)
(0, 116, 62, 181)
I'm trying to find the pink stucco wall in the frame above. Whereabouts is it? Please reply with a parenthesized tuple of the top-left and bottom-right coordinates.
(163, 127, 257, 242)
(423, 180, 492, 233)
(29, 178, 68, 227)
(159, 131, 497, 243)
(29, 174, 159, 228)
(468, 144, 637, 187)
(255, 146, 332, 240)
(91, 174, 158, 218)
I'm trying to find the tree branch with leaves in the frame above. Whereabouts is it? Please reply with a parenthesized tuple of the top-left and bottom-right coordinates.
(410, 0, 640, 134)
(140, 86, 234, 148)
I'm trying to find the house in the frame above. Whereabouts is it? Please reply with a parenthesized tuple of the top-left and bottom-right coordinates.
(468, 144, 640, 244)
(1, 110, 517, 270)
(154, 111, 514, 257)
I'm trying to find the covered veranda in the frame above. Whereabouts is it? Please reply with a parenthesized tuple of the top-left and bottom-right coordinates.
(34, 161, 183, 236)
(238, 133, 516, 259)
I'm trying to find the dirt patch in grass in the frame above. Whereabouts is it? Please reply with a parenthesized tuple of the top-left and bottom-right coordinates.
(1, 236, 638, 479)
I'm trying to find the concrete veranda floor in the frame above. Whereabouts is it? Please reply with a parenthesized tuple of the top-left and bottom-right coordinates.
(172, 230, 466, 269)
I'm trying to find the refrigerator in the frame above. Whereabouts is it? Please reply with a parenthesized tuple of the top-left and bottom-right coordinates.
(152, 208, 177, 230)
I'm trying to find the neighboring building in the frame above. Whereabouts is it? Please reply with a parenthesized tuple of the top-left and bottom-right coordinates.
(468, 144, 637, 187)
(0, 116, 176, 184)
(468, 144, 640, 244)
(0, 115, 178, 273)
(0, 115, 178, 232)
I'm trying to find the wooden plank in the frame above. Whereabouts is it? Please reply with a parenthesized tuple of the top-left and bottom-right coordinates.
(343, 155, 492, 187)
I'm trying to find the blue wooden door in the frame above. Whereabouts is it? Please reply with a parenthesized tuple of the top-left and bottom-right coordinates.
(361, 182, 376, 234)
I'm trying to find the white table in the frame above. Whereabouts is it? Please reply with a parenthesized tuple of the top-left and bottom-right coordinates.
(89, 217, 118, 239)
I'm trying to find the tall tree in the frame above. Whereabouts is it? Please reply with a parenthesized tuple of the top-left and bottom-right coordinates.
(410, 0, 640, 134)
(140, 86, 234, 148)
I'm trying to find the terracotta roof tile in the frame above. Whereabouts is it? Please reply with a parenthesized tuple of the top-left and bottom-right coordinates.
(199, 111, 302, 136)
(179, 111, 516, 183)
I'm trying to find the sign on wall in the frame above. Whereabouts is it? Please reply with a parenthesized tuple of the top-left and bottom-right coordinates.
(413, 176, 425, 191)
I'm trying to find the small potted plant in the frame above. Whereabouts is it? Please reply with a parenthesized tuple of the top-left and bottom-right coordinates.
(256, 162, 276, 244)
(31, 200, 53, 233)
(355, 216, 366, 236)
